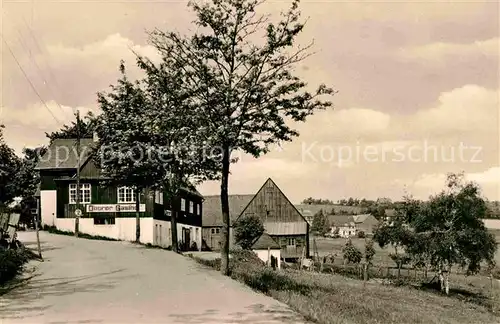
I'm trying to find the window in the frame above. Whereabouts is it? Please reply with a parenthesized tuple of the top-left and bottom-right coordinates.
(211, 228, 215, 234)
(93, 217, 115, 225)
(215, 228, 220, 234)
(117, 187, 135, 203)
(287, 238, 296, 246)
(155, 190, 164, 205)
(69, 183, 91, 204)
(180, 198, 186, 211)
(189, 201, 194, 214)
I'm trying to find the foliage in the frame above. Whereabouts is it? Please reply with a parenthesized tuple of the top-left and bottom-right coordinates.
(144, 0, 335, 275)
(342, 238, 362, 264)
(0, 247, 35, 285)
(357, 231, 365, 238)
(302, 197, 335, 205)
(233, 215, 265, 250)
(311, 209, 329, 236)
(364, 239, 376, 265)
(0, 125, 21, 207)
(45, 111, 97, 143)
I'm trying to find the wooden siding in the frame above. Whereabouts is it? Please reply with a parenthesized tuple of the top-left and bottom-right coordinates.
(79, 159, 102, 178)
(239, 179, 307, 230)
(153, 191, 203, 227)
(271, 235, 308, 259)
(55, 180, 153, 219)
(40, 170, 75, 190)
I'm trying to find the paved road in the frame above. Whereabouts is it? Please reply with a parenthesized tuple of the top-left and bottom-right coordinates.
(0, 231, 306, 324)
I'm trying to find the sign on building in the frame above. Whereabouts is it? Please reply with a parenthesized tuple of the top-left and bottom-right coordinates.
(86, 204, 146, 213)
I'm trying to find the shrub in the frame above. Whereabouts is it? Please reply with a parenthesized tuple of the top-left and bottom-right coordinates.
(357, 231, 366, 238)
(233, 215, 264, 249)
(0, 247, 34, 285)
(342, 239, 362, 264)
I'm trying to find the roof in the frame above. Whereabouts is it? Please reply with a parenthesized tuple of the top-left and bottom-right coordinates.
(202, 194, 254, 227)
(328, 215, 355, 226)
(35, 138, 94, 170)
(352, 214, 372, 223)
(265, 222, 308, 235)
(251, 232, 280, 250)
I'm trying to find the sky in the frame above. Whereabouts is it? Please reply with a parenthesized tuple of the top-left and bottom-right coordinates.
(1, 0, 499, 203)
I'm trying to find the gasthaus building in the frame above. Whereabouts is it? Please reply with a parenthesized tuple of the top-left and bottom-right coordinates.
(35, 137, 203, 250)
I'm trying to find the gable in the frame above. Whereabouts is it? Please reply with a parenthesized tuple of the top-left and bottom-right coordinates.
(35, 138, 94, 170)
(237, 178, 307, 225)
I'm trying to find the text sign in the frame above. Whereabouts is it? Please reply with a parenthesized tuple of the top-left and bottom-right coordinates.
(86, 204, 146, 213)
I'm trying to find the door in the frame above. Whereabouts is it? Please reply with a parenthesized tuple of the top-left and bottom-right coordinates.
(183, 228, 191, 251)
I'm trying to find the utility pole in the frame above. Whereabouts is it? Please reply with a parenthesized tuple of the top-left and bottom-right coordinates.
(75, 110, 81, 237)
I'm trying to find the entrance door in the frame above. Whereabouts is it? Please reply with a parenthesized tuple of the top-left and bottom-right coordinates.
(183, 228, 191, 251)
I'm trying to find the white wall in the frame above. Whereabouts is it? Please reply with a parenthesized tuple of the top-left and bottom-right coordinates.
(254, 249, 281, 269)
(153, 220, 202, 250)
(484, 219, 500, 230)
(54, 217, 154, 244)
(40, 190, 57, 226)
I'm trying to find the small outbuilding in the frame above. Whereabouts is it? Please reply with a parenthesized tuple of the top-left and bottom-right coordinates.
(251, 232, 281, 269)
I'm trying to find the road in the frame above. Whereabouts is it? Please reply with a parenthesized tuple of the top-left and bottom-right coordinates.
(0, 231, 306, 324)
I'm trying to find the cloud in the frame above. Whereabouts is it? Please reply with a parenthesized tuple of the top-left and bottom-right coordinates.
(397, 38, 499, 62)
(409, 166, 500, 200)
(1, 100, 94, 129)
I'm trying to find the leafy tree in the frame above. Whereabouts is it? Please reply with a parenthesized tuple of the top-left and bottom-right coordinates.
(145, 0, 335, 275)
(364, 239, 376, 265)
(408, 173, 497, 294)
(342, 238, 362, 264)
(45, 111, 97, 143)
(94, 63, 158, 243)
(234, 215, 265, 250)
(301, 197, 334, 205)
(0, 125, 21, 208)
(357, 230, 365, 238)
(311, 209, 329, 236)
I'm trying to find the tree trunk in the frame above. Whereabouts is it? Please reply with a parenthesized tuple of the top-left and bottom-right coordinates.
(34, 214, 42, 260)
(220, 144, 231, 276)
(438, 268, 445, 292)
(170, 205, 179, 253)
(135, 189, 140, 243)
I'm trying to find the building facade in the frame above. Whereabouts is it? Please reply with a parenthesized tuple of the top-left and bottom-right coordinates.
(36, 138, 203, 250)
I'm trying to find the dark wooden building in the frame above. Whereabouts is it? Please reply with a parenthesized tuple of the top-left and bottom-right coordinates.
(35, 138, 203, 249)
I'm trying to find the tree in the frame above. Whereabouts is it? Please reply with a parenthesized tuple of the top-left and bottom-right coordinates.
(408, 173, 497, 294)
(342, 238, 362, 264)
(311, 209, 329, 236)
(94, 63, 158, 243)
(0, 125, 21, 208)
(95, 61, 219, 250)
(233, 215, 264, 249)
(146, 0, 335, 275)
(46, 111, 97, 143)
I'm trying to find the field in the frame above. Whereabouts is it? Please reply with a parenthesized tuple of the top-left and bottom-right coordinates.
(192, 250, 500, 324)
(312, 229, 500, 266)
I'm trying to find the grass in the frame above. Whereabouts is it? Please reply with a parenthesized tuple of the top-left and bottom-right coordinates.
(42, 225, 118, 241)
(191, 250, 500, 324)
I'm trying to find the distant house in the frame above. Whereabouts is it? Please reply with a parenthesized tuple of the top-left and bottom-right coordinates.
(35, 138, 203, 250)
(251, 232, 281, 269)
(328, 214, 379, 237)
(202, 178, 310, 260)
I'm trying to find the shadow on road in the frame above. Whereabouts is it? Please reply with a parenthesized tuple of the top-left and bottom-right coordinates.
(168, 303, 307, 323)
(0, 269, 126, 320)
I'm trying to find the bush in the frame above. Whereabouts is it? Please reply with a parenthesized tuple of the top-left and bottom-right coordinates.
(342, 239, 362, 264)
(233, 215, 264, 249)
(357, 231, 366, 238)
(0, 247, 34, 285)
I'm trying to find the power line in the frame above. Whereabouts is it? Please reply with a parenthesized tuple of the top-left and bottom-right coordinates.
(1, 34, 62, 126)
(13, 25, 71, 119)
(21, 16, 74, 119)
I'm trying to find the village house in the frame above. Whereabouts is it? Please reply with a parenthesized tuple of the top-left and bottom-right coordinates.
(328, 214, 379, 237)
(201, 178, 310, 260)
(35, 138, 203, 250)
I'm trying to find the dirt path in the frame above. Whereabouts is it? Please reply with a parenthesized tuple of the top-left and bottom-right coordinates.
(0, 231, 306, 324)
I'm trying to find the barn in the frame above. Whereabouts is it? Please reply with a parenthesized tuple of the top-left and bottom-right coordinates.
(201, 178, 310, 260)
